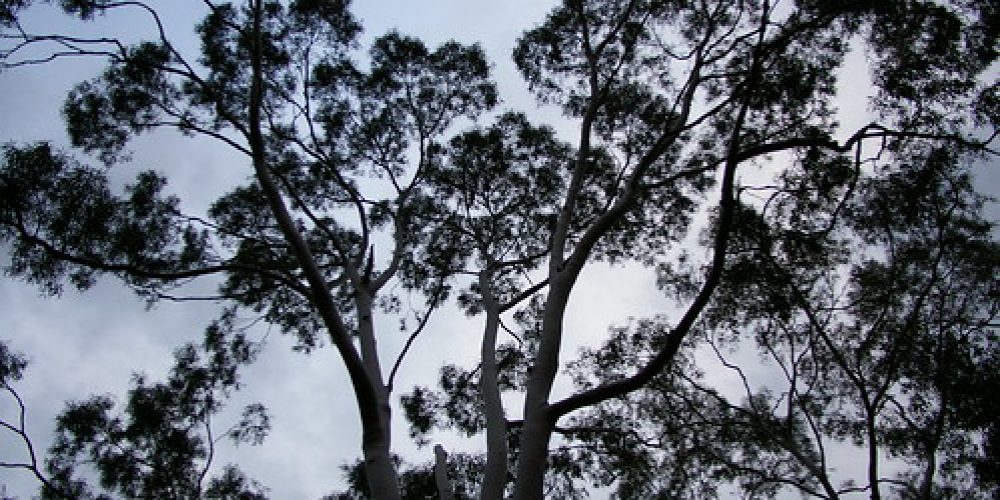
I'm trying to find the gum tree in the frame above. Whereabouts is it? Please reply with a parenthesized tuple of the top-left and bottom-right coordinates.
(1, 0, 997, 498)
(2, 1, 495, 498)
(410, 0, 995, 497)
(559, 143, 998, 498)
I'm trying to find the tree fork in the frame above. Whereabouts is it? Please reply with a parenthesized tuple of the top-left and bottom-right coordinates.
(245, 1, 399, 497)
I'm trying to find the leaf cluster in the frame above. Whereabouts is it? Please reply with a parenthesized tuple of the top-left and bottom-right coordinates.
(42, 310, 269, 499)
(0, 143, 211, 296)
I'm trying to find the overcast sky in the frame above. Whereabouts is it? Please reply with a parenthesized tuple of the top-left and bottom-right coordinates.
(0, 2, 590, 498)
(1, 1, 997, 499)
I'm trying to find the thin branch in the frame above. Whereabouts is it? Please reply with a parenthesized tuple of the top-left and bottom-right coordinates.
(499, 278, 550, 313)
(386, 290, 444, 392)
(498, 318, 524, 345)
(9, 220, 309, 295)
(197, 411, 214, 492)
(0, 384, 68, 498)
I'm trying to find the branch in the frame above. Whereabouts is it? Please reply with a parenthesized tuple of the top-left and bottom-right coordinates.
(197, 411, 214, 493)
(0, 31, 126, 68)
(708, 334, 755, 404)
(9, 221, 309, 296)
(0, 383, 68, 499)
(499, 278, 550, 313)
(549, 6, 769, 419)
(735, 124, 1000, 163)
(386, 289, 444, 393)
(498, 318, 524, 345)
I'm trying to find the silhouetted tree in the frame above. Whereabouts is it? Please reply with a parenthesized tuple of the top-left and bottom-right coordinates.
(0, 0, 996, 498)
(1, 310, 267, 499)
(559, 142, 998, 498)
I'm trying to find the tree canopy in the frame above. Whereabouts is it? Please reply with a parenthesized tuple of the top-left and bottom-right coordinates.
(1, 0, 997, 498)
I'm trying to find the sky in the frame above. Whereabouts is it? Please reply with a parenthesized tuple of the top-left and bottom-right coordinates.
(0, 1, 997, 499)
(0, 1, 582, 498)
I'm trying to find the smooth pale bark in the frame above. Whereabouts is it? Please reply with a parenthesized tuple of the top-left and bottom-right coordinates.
(246, 1, 401, 497)
(356, 289, 394, 442)
(360, 439, 401, 500)
(433, 444, 455, 500)
(511, 279, 573, 500)
(478, 271, 509, 499)
(510, 415, 555, 499)
(354, 289, 399, 498)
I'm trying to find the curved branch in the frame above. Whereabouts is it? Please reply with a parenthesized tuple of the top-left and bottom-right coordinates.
(735, 124, 999, 164)
(386, 289, 444, 393)
(0, 383, 70, 499)
(549, 6, 770, 419)
(9, 222, 309, 296)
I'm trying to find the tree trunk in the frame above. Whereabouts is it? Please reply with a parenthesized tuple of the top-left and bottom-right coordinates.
(356, 290, 392, 443)
(245, 1, 400, 496)
(864, 400, 881, 500)
(362, 431, 401, 500)
(511, 409, 555, 500)
(511, 280, 572, 499)
(479, 272, 508, 499)
(355, 290, 399, 498)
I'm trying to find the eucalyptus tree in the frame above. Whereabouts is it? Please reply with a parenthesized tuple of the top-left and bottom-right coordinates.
(424, 112, 571, 498)
(1, 1, 495, 498)
(560, 143, 998, 498)
(405, 0, 996, 497)
(1, 0, 997, 499)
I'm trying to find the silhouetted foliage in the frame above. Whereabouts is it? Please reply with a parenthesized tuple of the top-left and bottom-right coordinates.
(0, 0, 996, 498)
(41, 310, 268, 499)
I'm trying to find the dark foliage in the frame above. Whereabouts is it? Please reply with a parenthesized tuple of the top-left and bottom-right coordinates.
(42, 310, 268, 499)
(0, 0, 996, 498)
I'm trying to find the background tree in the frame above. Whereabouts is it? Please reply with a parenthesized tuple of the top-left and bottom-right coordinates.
(2, 1, 495, 497)
(561, 141, 998, 498)
(1, 0, 997, 498)
(2, 310, 268, 499)
(406, 0, 997, 497)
